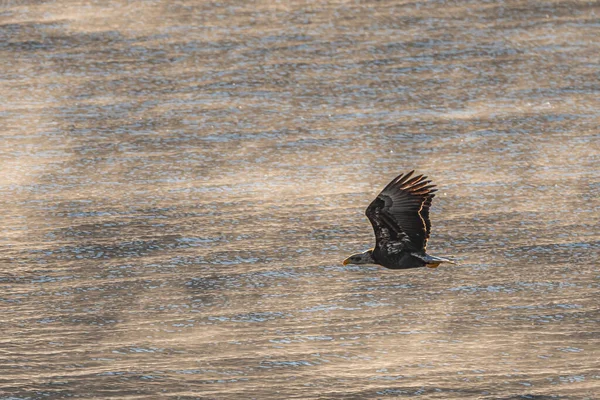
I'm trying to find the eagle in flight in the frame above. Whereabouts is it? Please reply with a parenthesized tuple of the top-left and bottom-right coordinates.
(343, 170, 454, 269)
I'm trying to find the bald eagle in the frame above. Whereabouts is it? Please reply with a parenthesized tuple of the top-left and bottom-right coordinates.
(343, 171, 454, 269)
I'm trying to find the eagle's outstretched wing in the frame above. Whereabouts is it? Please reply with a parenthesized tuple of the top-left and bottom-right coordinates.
(365, 171, 437, 254)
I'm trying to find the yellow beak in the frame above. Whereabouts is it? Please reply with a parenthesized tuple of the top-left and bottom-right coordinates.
(342, 257, 350, 266)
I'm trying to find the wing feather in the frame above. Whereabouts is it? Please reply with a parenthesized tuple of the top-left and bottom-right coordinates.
(365, 171, 437, 253)
(420, 192, 436, 249)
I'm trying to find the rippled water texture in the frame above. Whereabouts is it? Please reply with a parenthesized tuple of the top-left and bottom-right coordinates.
(1, 0, 599, 398)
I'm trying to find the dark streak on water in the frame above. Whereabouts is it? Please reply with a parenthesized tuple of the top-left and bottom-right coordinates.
(1, 0, 599, 399)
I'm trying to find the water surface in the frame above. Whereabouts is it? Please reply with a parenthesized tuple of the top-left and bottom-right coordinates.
(1, 0, 599, 398)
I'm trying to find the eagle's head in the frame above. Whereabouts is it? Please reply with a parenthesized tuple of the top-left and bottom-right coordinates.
(343, 248, 375, 265)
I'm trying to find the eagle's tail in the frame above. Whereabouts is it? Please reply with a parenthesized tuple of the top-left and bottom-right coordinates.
(412, 253, 456, 268)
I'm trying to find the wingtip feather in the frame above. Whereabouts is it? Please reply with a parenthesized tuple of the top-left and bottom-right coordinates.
(395, 170, 414, 185)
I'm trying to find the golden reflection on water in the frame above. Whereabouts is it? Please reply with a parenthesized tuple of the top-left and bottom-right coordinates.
(1, 0, 599, 398)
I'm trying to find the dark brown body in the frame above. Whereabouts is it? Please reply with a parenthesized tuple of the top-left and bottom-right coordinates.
(372, 248, 426, 270)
